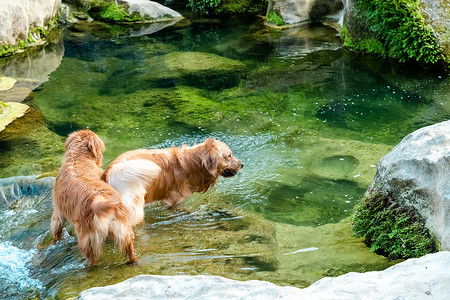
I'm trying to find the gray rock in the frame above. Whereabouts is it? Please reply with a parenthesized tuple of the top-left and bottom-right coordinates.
(269, 0, 343, 25)
(77, 251, 450, 299)
(120, 0, 182, 20)
(369, 120, 450, 250)
(0, 0, 61, 52)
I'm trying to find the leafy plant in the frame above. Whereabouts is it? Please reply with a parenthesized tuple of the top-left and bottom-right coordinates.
(266, 11, 284, 26)
(352, 189, 439, 259)
(187, 0, 222, 15)
(356, 0, 445, 65)
(99, 2, 141, 22)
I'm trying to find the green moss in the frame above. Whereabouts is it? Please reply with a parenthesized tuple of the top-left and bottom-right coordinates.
(354, 0, 445, 66)
(266, 11, 284, 26)
(0, 14, 60, 57)
(99, 2, 141, 22)
(187, 0, 266, 15)
(352, 189, 439, 259)
(341, 25, 386, 56)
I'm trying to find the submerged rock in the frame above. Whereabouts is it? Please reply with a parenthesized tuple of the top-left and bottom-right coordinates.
(77, 251, 450, 299)
(369, 120, 450, 250)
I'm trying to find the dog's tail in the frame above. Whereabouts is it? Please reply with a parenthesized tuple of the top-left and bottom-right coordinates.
(92, 192, 120, 220)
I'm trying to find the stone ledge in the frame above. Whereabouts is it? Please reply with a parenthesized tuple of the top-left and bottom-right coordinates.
(77, 251, 450, 300)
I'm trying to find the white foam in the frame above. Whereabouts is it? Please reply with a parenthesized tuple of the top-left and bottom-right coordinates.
(0, 241, 44, 294)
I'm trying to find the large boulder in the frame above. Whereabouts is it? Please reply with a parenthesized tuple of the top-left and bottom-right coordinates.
(268, 0, 344, 25)
(0, 0, 61, 56)
(77, 251, 450, 299)
(369, 120, 450, 250)
(64, 0, 182, 23)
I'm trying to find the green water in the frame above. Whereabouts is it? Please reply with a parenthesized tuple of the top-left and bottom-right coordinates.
(0, 15, 449, 299)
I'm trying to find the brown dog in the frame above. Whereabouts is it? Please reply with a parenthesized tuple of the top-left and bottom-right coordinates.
(101, 138, 243, 226)
(51, 130, 137, 266)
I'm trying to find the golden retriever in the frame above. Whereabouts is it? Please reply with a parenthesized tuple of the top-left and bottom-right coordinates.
(51, 130, 137, 266)
(101, 138, 243, 226)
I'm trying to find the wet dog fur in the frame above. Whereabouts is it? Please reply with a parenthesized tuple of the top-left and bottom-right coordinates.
(51, 130, 137, 266)
(101, 138, 243, 226)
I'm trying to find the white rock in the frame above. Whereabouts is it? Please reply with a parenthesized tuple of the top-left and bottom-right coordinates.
(120, 0, 182, 19)
(0, 0, 60, 47)
(78, 251, 450, 300)
(369, 120, 450, 250)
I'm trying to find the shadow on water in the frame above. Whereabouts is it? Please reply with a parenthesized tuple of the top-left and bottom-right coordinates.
(0, 14, 449, 299)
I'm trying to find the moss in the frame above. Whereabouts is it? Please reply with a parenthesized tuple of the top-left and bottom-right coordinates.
(341, 25, 386, 56)
(353, 0, 446, 66)
(266, 11, 284, 26)
(98, 2, 141, 22)
(0, 14, 60, 57)
(352, 189, 439, 259)
(187, 0, 266, 16)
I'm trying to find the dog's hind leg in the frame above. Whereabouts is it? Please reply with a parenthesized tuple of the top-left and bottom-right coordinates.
(51, 210, 66, 242)
(109, 219, 138, 264)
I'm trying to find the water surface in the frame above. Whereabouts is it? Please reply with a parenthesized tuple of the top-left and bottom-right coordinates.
(0, 15, 449, 299)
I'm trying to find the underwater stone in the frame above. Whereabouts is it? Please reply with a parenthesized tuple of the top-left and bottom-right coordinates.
(146, 52, 246, 90)
(369, 120, 450, 250)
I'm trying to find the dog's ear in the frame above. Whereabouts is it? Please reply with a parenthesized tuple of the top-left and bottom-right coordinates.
(86, 134, 105, 162)
(202, 139, 220, 177)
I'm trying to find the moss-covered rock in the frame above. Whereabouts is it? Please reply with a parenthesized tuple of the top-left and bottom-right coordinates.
(0, 0, 61, 57)
(342, 0, 449, 69)
(352, 190, 439, 259)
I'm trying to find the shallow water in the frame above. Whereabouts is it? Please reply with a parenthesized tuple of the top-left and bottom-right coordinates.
(0, 14, 449, 299)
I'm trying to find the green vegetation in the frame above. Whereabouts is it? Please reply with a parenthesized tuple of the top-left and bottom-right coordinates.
(187, 0, 267, 15)
(355, 0, 445, 65)
(341, 25, 386, 56)
(0, 15, 59, 57)
(266, 11, 284, 26)
(352, 189, 439, 259)
(90, 1, 142, 22)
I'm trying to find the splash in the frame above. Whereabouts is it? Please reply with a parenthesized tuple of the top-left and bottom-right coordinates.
(0, 241, 44, 298)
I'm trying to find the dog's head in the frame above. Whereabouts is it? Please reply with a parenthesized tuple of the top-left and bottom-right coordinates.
(64, 130, 105, 166)
(202, 138, 243, 178)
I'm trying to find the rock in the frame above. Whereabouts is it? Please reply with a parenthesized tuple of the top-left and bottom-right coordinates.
(77, 251, 450, 299)
(0, 31, 64, 102)
(342, 0, 449, 67)
(120, 0, 182, 19)
(420, 0, 450, 61)
(269, 0, 344, 25)
(0, 77, 16, 91)
(369, 120, 450, 250)
(0, 101, 29, 132)
(0, 0, 61, 56)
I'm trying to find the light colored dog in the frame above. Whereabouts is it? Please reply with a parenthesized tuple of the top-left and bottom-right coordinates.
(51, 130, 137, 266)
(101, 138, 243, 226)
